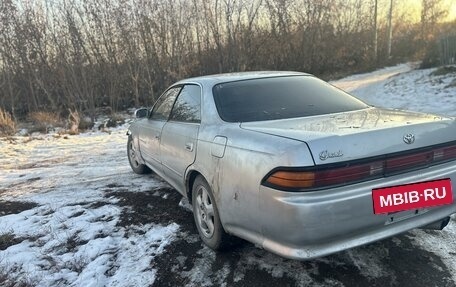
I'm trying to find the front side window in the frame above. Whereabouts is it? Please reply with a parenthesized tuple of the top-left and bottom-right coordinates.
(169, 84, 201, 123)
(151, 87, 181, 121)
(212, 76, 369, 122)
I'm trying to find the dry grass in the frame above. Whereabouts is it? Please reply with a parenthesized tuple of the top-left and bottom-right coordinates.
(446, 78, 456, 88)
(106, 113, 126, 128)
(67, 109, 80, 135)
(0, 232, 16, 251)
(430, 66, 456, 76)
(27, 110, 94, 135)
(2, 109, 122, 136)
(78, 116, 94, 131)
(28, 111, 63, 133)
(0, 108, 16, 136)
(0, 266, 34, 287)
(0, 232, 31, 286)
(29, 111, 62, 126)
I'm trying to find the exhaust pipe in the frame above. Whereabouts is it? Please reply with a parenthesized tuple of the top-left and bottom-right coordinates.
(419, 217, 451, 230)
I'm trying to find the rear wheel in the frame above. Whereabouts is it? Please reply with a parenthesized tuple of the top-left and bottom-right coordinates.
(127, 136, 150, 174)
(192, 175, 231, 250)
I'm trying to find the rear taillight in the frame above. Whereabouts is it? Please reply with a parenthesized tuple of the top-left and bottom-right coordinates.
(433, 145, 456, 163)
(265, 161, 384, 190)
(263, 142, 456, 191)
(385, 151, 432, 173)
(266, 171, 315, 188)
(312, 161, 384, 187)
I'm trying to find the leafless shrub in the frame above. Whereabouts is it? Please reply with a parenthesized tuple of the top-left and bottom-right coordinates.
(106, 113, 126, 128)
(78, 116, 94, 131)
(0, 0, 454, 120)
(29, 112, 60, 125)
(431, 66, 456, 76)
(0, 266, 34, 287)
(28, 112, 63, 133)
(0, 232, 35, 286)
(0, 232, 16, 251)
(446, 78, 456, 88)
(67, 109, 80, 135)
(63, 255, 89, 274)
(0, 108, 16, 136)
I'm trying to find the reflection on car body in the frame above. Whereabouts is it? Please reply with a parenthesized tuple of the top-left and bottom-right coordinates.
(127, 71, 456, 260)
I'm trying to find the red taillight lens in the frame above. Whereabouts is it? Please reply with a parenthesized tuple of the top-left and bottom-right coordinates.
(433, 146, 456, 162)
(385, 151, 432, 173)
(264, 142, 456, 191)
(313, 161, 384, 187)
(265, 161, 384, 190)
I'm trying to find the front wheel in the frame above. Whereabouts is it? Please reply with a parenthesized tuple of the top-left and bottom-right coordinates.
(192, 176, 232, 250)
(127, 136, 150, 174)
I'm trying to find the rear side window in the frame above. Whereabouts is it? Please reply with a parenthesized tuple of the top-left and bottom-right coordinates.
(212, 76, 368, 122)
(170, 84, 201, 123)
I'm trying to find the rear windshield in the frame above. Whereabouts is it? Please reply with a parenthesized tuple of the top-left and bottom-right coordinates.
(212, 76, 369, 122)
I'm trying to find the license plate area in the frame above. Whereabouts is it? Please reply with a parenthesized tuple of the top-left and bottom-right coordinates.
(372, 178, 453, 215)
(384, 209, 429, 225)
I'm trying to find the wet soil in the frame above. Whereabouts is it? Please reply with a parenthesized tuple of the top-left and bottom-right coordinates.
(107, 186, 455, 287)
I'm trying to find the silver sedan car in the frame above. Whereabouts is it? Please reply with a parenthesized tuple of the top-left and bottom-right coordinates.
(127, 72, 456, 260)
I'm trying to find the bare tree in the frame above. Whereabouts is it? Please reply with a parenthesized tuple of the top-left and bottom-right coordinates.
(0, 0, 453, 120)
(421, 0, 448, 44)
(387, 0, 393, 59)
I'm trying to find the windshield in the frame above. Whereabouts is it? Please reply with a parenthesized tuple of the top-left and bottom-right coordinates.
(212, 76, 369, 122)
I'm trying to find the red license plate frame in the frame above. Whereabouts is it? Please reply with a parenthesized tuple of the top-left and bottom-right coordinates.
(372, 178, 453, 214)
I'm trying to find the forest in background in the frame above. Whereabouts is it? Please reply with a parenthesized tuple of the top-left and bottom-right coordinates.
(0, 0, 455, 124)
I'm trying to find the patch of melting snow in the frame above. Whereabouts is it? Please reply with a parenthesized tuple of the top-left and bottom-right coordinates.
(179, 197, 193, 212)
(73, 223, 179, 287)
(345, 247, 391, 280)
(408, 214, 456, 283)
(214, 263, 231, 287)
(240, 248, 353, 286)
(181, 246, 217, 287)
(244, 251, 314, 283)
(0, 125, 178, 286)
(331, 63, 414, 92)
(1, 214, 179, 286)
(333, 64, 456, 117)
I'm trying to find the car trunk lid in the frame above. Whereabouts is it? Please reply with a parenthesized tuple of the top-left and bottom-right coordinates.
(240, 107, 456, 165)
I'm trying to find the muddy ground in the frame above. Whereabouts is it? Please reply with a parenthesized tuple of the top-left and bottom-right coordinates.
(93, 181, 456, 286)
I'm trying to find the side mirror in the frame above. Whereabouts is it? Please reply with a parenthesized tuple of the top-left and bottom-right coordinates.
(134, 108, 149, 119)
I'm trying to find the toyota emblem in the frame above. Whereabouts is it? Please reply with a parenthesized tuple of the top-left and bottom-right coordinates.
(403, 133, 415, 144)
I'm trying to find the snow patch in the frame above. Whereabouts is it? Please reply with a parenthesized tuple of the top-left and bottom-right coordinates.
(409, 215, 456, 283)
(0, 126, 177, 286)
(179, 197, 193, 212)
(333, 64, 456, 117)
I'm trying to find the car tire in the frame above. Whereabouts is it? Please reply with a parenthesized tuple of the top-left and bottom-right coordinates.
(127, 135, 151, 174)
(192, 175, 232, 250)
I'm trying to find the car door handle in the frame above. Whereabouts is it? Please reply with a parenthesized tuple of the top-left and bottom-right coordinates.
(185, 143, 194, 152)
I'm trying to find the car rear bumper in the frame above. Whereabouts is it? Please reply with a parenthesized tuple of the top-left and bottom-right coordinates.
(258, 161, 456, 260)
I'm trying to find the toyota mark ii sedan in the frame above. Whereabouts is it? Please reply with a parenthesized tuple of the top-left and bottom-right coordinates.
(126, 71, 456, 260)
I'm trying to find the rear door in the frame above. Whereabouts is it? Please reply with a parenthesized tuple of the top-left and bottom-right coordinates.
(138, 86, 181, 169)
(160, 84, 201, 191)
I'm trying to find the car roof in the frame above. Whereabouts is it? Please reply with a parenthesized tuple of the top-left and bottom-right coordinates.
(175, 71, 312, 86)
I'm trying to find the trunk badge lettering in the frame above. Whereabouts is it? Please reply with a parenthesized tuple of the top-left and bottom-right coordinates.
(403, 133, 415, 144)
(319, 150, 344, 161)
